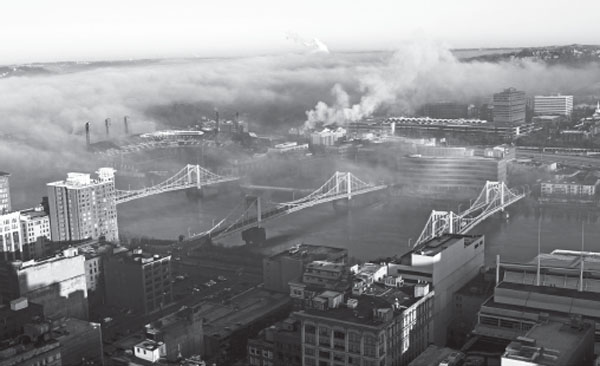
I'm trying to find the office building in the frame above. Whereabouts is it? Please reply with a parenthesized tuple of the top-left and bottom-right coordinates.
(389, 234, 485, 345)
(474, 250, 600, 355)
(293, 281, 434, 366)
(501, 320, 594, 366)
(540, 171, 600, 202)
(0, 172, 10, 214)
(263, 244, 348, 293)
(533, 95, 574, 116)
(47, 167, 118, 243)
(104, 248, 172, 315)
(0, 211, 24, 261)
(0, 248, 88, 320)
(248, 317, 302, 366)
(493, 88, 526, 126)
(144, 305, 204, 362)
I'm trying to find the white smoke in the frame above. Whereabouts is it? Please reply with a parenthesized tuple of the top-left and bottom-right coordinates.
(285, 31, 330, 54)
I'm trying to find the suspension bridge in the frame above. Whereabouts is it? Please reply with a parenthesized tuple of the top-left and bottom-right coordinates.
(115, 164, 238, 204)
(414, 181, 525, 247)
(190, 171, 387, 242)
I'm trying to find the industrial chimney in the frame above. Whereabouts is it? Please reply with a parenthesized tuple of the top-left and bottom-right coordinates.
(124, 116, 130, 135)
(105, 118, 111, 137)
(85, 121, 91, 147)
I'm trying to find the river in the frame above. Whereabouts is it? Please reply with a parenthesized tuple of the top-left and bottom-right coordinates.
(117, 189, 600, 266)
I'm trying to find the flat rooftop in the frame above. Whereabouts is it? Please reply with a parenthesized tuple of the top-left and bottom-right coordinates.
(412, 234, 482, 257)
(199, 288, 290, 340)
(20, 207, 48, 218)
(296, 283, 425, 327)
(503, 321, 592, 366)
(268, 243, 347, 261)
(408, 345, 458, 366)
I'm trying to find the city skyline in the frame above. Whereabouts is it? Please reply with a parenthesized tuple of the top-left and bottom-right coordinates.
(1, 0, 600, 64)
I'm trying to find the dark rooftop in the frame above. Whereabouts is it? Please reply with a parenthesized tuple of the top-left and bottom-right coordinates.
(268, 243, 347, 261)
(412, 234, 482, 257)
(0, 172, 9, 177)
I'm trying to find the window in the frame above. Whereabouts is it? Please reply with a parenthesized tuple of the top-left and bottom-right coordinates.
(364, 334, 377, 357)
(348, 332, 361, 354)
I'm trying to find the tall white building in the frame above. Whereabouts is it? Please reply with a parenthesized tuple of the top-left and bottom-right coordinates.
(47, 168, 118, 243)
(533, 95, 574, 116)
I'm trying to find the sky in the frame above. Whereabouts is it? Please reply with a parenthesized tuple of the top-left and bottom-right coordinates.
(1, 0, 599, 64)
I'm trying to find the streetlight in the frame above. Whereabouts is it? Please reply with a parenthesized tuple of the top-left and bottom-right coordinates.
(408, 238, 413, 248)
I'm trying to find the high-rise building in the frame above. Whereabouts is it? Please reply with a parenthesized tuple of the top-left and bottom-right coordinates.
(533, 95, 574, 116)
(20, 206, 52, 260)
(47, 167, 118, 243)
(104, 248, 172, 315)
(0, 172, 11, 214)
(0, 248, 88, 320)
(493, 88, 526, 126)
(389, 234, 485, 346)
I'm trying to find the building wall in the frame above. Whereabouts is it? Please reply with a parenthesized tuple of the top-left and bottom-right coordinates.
(263, 257, 305, 293)
(0, 211, 24, 261)
(541, 181, 599, 197)
(55, 319, 104, 366)
(17, 255, 89, 320)
(20, 211, 51, 245)
(0, 342, 62, 366)
(104, 256, 145, 314)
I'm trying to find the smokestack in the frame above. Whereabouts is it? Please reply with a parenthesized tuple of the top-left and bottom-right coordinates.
(124, 116, 130, 135)
(536, 217, 541, 286)
(105, 118, 111, 137)
(85, 121, 91, 146)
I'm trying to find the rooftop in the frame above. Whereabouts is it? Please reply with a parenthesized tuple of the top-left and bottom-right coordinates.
(0, 172, 9, 177)
(114, 248, 171, 265)
(134, 339, 164, 351)
(408, 345, 458, 366)
(268, 243, 347, 262)
(503, 320, 592, 366)
(20, 206, 48, 219)
(412, 234, 482, 257)
(296, 283, 426, 327)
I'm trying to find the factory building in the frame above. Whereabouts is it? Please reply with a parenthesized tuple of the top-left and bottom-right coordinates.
(47, 167, 118, 243)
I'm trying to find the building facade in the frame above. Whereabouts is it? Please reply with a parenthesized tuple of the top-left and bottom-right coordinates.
(47, 168, 118, 243)
(0, 211, 24, 261)
(0, 248, 89, 320)
(493, 88, 526, 126)
(533, 95, 574, 116)
(0, 172, 10, 214)
(104, 249, 172, 315)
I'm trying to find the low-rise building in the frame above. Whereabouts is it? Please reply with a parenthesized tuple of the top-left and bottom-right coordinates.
(541, 170, 600, 203)
(0, 211, 24, 261)
(144, 305, 204, 362)
(501, 319, 594, 366)
(263, 244, 348, 293)
(266, 142, 310, 155)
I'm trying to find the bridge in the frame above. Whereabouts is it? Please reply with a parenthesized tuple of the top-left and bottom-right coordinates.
(115, 164, 238, 204)
(191, 171, 387, 242)
(414, 181, 525, 247)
